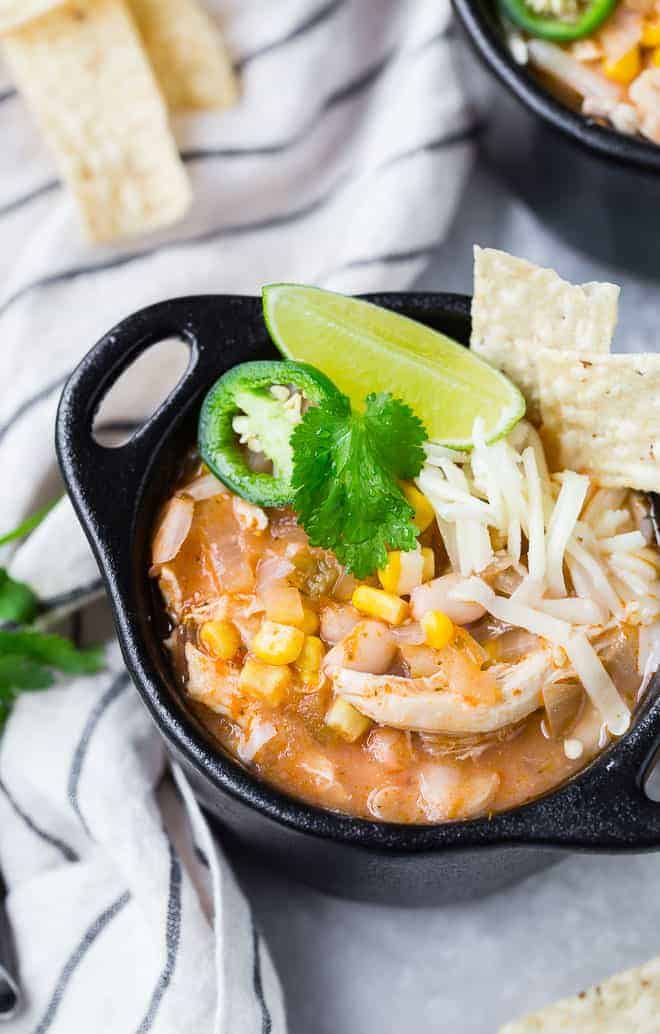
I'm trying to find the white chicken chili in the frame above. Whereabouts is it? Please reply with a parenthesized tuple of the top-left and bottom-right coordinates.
(150, 264, 660, 825)
(151, 425, 658, 823)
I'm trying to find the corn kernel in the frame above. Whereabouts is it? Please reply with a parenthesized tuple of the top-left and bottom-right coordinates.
(199, 620, 240, 661)
(239, 657, 291, 705)
(421, 547, 435, 582)
(422, 610, 455, 650)
(263, 585, 305, 626)
(352, 585, 409, 626)
(295, 635, 325, 677)
(325, 697, 372, 742)
(252, 620, 305, 665)
(401, 482, 435, 532)
(652, 46, 660, 66)
(377, 552, 402, 594)
(642, 19, 660, 46)
(300, 603, 320, 635)
(603, 46, 641, 84)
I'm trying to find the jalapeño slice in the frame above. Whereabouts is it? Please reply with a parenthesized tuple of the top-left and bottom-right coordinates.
(498, 0, 617, 42)
(198, 360, 341, 507)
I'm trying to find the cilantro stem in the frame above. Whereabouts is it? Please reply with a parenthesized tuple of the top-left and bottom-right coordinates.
(0, 496, 60, 547)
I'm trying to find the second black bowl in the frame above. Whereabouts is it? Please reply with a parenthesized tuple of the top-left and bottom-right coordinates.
(451, 0, 660, 280)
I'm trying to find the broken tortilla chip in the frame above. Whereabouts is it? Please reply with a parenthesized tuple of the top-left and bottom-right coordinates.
(129, 0, 238, 111)
(500, 954, 660, 1033)
(0, 0, 66, 34)
(2, 0, 191, 242)
(537, 349, 660, 493)
(471, 246, 619, 421)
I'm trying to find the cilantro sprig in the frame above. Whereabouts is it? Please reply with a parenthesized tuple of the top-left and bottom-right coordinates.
(290, 390, 428, 578)
(0, 501, 104, 730)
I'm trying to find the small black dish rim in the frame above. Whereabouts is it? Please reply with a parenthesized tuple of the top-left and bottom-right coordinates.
(55, 290, 660, 857)
(452, 0, 660, 175)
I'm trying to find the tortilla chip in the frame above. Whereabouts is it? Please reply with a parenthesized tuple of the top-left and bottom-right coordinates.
(471, 247, 619, 421)
(537, 350, 660, 492)
(3, 0, 191, 242)
(500, 954, 660, 1033)
(129, 0, 238, 111)
(0, 0, 65, 34)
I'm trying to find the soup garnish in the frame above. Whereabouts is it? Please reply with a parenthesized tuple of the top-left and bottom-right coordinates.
(198, 359, 341, 507)
(151, 247, 659, 824)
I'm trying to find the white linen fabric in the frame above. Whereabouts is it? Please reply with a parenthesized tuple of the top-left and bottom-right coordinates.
(0, 1, 476, 1030)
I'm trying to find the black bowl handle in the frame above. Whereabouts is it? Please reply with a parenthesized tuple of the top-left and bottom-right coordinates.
(56, 295, 263, 558)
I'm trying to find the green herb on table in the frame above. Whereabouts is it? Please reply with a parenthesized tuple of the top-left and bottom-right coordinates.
(0, 569, 38, 624)
(0, 502, 104, 730)
(290, 390, 428, 578)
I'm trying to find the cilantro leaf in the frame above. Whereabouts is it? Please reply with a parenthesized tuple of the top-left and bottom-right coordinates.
(291, 391, 427, 578)
(0, 655, 55, 728)
(0, 496, 59, 547)
(0, 569, 38, 624)
(0, 499, 106, 733)
(0, 631, 104, 674)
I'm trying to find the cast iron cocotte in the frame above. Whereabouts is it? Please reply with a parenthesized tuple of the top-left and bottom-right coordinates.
(56, 293, 660, 906)
(452, 0, 660, 174)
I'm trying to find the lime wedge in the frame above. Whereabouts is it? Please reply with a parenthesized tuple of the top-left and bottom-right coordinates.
(262, 284, 525, 448)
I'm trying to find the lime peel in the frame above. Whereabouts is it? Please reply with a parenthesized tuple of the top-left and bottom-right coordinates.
(262, 284, 525, 449)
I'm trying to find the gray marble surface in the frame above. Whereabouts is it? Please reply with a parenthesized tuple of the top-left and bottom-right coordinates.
(235, 142, 660, 1033)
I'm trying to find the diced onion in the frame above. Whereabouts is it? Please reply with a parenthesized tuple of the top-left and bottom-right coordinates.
(638, 622, 660, 696)
(152, 495, 194, 566)
(546, 472, 589, 597)
(182, 472, 227, 501)
(256, 555, 295, 594)
(237, 718, 277, 762)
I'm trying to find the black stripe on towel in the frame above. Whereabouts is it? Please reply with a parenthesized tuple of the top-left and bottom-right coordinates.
(0, 776, 79, 863)
(381, 121, 481, 172)
(0, 88, 16, 104)
(0, 32, 447, 220)
(325, 242, 440, 279)
(135, 840, 183, 1033)
(183, 48, 392, 163)
(67, 672, 131, 837)
(0, 174, 350, 322)
(0, 108, 472, 323)
(0, 180, 58, 220)
(34, 890, 132, 1034)
(38, 578, 105, 616)
(0, 372, 69, 446)
(251, 918, 273, 1034)
(236, 0, 345, 69)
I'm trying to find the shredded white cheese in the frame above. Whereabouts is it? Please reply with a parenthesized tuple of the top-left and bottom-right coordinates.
(546, 471, 589, 596)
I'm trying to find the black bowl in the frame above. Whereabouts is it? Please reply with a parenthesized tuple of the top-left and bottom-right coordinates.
(451, 0, 660, 281)
(56, 293, 660, 906)
(452, 0, 660, 174)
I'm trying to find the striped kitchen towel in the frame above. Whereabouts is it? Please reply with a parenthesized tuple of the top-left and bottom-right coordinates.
(0, 1, 476, 1031)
